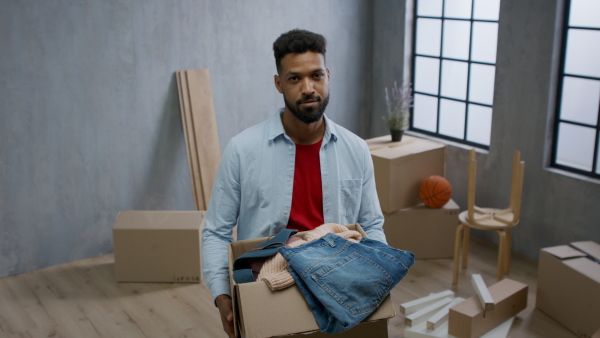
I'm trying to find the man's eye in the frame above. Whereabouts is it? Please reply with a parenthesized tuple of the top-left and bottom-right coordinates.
(314, 73, 324, 78)
(289, 77, 298, 82)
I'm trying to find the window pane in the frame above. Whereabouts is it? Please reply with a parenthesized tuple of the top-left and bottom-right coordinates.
(467, 104, 492, 145)
(473, 0, 500, 20)
(560, 76, 600, 125)
(556, 122, 596, 171)
(443, 20, 471, 60)
(569, 0, 600, 29)
(471, 22, 498, 63)
(413, 94, 439, 132)
(418, 0, 443, 17)
(565, 29, 600, 78)
(441, 60, 468, 100)
(444, 0, 472, 19)
(439, 99, 466, 138)
(416, 18, 442, 56)
(415, 56, 440, 95)
(469, 64, 496, 105)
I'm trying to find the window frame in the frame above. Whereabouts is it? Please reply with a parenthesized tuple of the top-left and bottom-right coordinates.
(550, 0, 600, 179)
(410, 0, 500, 150)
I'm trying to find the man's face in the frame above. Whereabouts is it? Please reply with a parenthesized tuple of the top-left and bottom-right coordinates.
(275, 51, 330, 124)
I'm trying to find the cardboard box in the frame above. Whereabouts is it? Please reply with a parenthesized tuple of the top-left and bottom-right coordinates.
(229, 224, 396, 338)
(448, 278, 528, 338)
(365, 134, 401, 151)
(285, 318, 387, 337)
(367, 135, 446, 213)
(536, 241, 600, 337)
(383, 199, 459, 259)
(112, 210, 205, 283)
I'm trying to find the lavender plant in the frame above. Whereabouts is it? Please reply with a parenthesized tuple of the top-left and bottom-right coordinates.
(382, 82, 413, 130)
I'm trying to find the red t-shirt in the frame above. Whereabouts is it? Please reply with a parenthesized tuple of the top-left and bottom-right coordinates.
(286, 138, 324, 232)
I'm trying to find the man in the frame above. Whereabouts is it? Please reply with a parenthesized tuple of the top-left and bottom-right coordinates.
(201, 29, 386, 338)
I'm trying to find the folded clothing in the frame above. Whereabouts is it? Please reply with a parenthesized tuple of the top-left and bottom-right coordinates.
(280, 233, 415, 333)
(257, 223, 362, 290)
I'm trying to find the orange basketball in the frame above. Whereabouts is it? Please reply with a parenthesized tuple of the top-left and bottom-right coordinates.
(419, 175, 452, 208)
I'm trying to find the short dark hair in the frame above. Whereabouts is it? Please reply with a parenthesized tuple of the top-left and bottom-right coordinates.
(273, 29, 327, 74)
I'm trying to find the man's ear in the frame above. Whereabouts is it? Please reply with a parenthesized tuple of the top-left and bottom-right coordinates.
(326, 68, 330, 81)
(274, 75, 283, 94)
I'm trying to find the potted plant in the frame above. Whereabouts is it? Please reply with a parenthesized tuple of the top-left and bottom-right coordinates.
(382, 82, 413, 142)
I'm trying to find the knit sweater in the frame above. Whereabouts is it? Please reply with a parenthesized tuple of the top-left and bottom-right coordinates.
(257, 223, 363, 291)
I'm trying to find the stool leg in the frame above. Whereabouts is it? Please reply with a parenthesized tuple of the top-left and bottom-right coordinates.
(453, 224, 464, 285)
(461, 227, 470, 269)
(505, 228, 512, 274)
(497, 231, 507, 281)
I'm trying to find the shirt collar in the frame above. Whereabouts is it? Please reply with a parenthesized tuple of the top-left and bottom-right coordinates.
(268, 108, 338, 144)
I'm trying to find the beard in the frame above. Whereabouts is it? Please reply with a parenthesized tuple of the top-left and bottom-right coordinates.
(284, 92, 330, 124)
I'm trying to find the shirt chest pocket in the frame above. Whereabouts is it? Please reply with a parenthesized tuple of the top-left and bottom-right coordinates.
(339, 179, 361, 221)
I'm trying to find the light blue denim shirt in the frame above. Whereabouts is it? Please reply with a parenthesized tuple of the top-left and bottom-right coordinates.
(201, 110, 386, 300)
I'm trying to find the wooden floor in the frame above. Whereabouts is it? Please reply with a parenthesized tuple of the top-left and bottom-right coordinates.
(0, 238, 575, 338)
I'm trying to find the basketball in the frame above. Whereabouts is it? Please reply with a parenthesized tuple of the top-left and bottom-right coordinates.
(419, 175, 452, 208)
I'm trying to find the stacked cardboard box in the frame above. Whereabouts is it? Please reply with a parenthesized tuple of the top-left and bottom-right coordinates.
(228, 224, 395, 338)
(113, 210, 206, 283)
(366, 135, 458, 259)
(536, 241, 600, 337)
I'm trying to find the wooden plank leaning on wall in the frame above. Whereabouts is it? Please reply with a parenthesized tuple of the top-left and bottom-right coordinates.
(176, 69, 221, 211)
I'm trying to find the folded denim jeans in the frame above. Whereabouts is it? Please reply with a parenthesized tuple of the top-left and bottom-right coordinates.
(279, 233, 415, 333)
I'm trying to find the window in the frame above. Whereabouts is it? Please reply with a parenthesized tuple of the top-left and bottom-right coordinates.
(411, 0, 501, 148)
(552, 0, 600, 178)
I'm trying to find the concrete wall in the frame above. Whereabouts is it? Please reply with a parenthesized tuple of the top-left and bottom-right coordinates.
(0, 0, 375, 278)
(370, 0, 411, 137)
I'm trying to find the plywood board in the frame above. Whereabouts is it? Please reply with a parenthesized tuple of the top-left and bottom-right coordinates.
(471, 274, 494, 312)
(185, 69, 220, 210)
(175, 68, 221, 210)
(176, 71, 202, 210)
(401, 290, 455, 315)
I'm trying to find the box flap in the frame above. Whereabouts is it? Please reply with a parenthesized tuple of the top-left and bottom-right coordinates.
(396, 199, 459, 213)
(113, 211, 204, 230)
(571, 241, 600, 262)
(365, 134, 405, 151)
(370, 138, 445, 161)
(542, 245, 588, 260)
(563, 257, 600, 284)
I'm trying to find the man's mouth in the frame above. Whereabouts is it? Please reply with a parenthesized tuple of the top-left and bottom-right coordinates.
(300, 97, 319, 105)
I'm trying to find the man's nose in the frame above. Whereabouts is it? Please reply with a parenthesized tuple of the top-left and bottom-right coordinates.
(301, 78, 315, 95)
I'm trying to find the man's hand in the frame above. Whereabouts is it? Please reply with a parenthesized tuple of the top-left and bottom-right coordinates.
(215, 294, 235, 338)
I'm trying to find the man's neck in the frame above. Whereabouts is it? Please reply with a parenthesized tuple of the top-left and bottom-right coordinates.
(281, 109, 325, 145)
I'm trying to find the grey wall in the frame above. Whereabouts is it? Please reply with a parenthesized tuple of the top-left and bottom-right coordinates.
(1, 0, 598, 279)
(0, 0, 374, 278)
(370, 0, 409, 137)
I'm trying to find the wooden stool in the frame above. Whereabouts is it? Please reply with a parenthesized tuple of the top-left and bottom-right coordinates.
(452, 150, 525, 285)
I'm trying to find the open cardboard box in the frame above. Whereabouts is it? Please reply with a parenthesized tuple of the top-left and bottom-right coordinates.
(228, 224, 396, 338)
(536, 241, 600, 337)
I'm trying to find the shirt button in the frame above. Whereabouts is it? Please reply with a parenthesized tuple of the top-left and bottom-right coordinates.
(289, 146, 293, 151)
(287, 178, 291, 182)
(284, 210, 288, 214)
